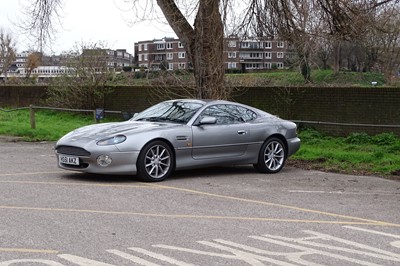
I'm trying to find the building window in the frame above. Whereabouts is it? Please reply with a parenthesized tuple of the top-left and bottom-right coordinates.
(138, 54, 142, 61)
(265, 52, 272, 59)
(246, 63, 261, 69)
(277, 62, 284, 69)
(228, 40, 236, 47)
(167, 53, 173, 60)
(156, 43, 165, 50)
(250, 53, 261, 58)
(265, 42, 272, 49)
(144, 44, 148, 50)
(154, 55, 164, 61)
(144, 54, 148, 61)
(277, 41, 284, 48)
(178, 42, 184, 48)
(228, 62, 237, 69)
(277, 52, 284, 58)
(138, 44, 142, 51)
(265, 63, 272, 69)
(168, 63, 174, 70)
(167, 43, 173, 49)
(178, 63, 185, 69)
(228, 52, 236, 58)
(178, 52, 186, 58)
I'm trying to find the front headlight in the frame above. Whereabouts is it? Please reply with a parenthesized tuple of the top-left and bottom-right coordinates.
(97, 135, 127, 146)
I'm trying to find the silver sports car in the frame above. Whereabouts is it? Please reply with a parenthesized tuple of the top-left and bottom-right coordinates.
(55, 99, 300, 182)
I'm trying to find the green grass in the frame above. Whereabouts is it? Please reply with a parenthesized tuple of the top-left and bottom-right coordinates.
(225, 69, 388, 87)
(0, 109, 116, 141)
(291, 129, 400, 178)
(1, 109, 399, 178)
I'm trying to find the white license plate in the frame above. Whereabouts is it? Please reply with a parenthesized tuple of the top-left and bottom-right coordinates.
(59, 155, 80, 165)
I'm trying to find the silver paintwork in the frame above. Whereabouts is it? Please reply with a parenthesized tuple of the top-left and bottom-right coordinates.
(55, 99, 301, 180)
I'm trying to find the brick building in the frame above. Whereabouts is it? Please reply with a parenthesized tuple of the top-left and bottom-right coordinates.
(134, 36, 293, 72)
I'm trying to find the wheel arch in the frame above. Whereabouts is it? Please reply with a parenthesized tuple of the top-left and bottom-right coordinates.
(137, 137, 176, 167)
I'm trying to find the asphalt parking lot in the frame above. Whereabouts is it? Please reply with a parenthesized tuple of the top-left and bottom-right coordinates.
(1, 141, 400, 265)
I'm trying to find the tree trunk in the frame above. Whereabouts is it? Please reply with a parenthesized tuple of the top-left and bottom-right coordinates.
(192, 0, 225, 99)
(332, 40, 341, 74)
(157, 0, 226, 99)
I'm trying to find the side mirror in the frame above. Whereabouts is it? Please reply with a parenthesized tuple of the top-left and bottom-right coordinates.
(196, 116, 217, 126)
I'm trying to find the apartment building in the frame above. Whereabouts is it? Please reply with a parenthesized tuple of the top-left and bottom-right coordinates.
(134, 36, 292, 72)
(0, 48, 133, 81)
(135, 37, 188, 71)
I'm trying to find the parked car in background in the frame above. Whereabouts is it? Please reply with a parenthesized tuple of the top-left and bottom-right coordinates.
(55, 99, 300, 182)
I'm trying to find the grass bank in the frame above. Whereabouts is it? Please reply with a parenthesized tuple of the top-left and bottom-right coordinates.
(1, 109, 399, 179)
(290, 129, 400, 179)
(225, 69, 389, 87)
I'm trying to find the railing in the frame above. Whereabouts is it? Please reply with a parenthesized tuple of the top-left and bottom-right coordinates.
(292, 120, 400, 129)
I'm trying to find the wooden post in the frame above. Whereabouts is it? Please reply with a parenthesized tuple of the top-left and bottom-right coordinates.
(29, 105, 36, 129)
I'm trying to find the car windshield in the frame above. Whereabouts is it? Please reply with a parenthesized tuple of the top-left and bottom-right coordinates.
(131, 101, 204, 124)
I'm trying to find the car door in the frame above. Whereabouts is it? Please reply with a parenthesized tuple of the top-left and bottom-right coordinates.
(191, 104, 251, 160)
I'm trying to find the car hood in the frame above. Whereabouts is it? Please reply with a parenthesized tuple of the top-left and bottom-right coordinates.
(59, 121, 184, 142)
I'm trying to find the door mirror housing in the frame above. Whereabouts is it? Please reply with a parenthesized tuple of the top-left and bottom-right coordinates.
(195, 116, 217, 126)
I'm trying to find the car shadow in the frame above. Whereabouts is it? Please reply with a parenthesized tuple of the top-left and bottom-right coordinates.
(59, 165, 259, 183)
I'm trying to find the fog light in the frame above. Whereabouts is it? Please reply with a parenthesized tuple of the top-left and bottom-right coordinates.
(97, 155, 112, 167)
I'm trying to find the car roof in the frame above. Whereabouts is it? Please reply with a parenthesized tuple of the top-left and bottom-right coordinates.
(166, 99, 237, 105)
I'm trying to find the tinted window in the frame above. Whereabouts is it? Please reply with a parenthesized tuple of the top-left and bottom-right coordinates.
(200, 104, 257, 125)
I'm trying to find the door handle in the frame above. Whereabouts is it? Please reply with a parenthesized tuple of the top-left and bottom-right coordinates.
(237, 130, 247, 135)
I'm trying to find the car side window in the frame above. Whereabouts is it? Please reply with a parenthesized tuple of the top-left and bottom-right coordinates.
(199, 104, 257, 125)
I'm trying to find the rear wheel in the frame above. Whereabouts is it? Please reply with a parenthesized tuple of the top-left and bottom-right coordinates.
(137, 140, 174, 182)
(254, 137, 286, 173)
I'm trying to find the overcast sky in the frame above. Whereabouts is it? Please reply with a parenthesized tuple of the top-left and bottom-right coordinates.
(0, 0, 176, 55)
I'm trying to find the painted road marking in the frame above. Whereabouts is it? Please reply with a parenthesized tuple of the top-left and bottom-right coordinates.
(0, 180, 399, 227)
(149, 183, 400, 227)
(0, 248, 58, 254)
(0, 171, 65, 177)
(1, 227, 400, 265)
(289, 190, 400, 196)
(0, 180, 153, 189)
(0, 205, 382, 225)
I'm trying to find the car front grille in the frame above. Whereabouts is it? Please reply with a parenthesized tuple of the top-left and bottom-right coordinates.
(56, 145, 91, 156)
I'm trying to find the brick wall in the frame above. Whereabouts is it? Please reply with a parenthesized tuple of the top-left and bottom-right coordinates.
(237, 87, 400, 136)
(0, 86, 47, 107)
(1, 85, 399, 136)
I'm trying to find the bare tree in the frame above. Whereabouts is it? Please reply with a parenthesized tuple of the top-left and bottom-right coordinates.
(238, 0, 399, 78)
(18, 0, 63, 53)
(138, 0, 228, 99)
(46, 42, 114, 109)
(25, 52, 42, 78)
(21, 0, 400, 92)
(316, 0, 400, 74)
(0, 28, 17, 83)
(22, 0, 232, 99)
(239, 0, 321, 82)
(366, 2, 400, 84)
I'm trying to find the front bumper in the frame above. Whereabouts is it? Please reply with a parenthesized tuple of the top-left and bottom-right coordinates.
(56, 149, 140, 175)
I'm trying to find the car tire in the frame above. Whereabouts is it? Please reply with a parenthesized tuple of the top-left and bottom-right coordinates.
(137, 140, 174, 182)
(254, 137, 286, 174)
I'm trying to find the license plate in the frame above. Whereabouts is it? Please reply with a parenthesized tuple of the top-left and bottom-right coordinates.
(59, 155, 79, 165)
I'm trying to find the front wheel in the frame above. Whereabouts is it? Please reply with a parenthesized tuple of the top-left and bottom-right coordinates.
(137, 140, 174, 182)
(254, 137, 286, 173)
